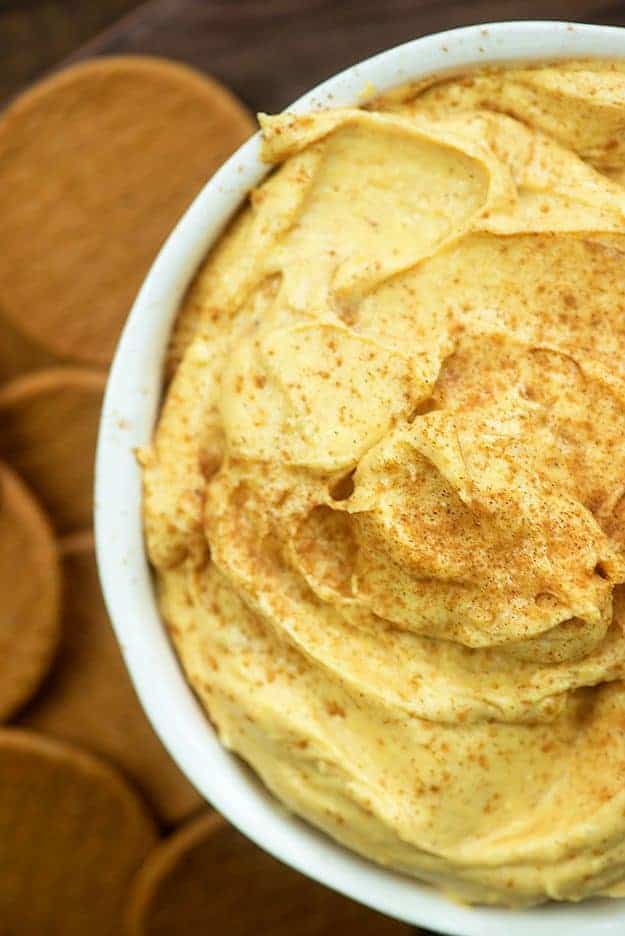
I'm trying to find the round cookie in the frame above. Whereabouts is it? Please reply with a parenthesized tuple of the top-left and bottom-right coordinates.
(126, 812, 414, 935)
(0, 729, 157, 936)
(0, 368, 106, 534)
(0, 461, 60, 720)
(0, 313, 56, 387)
(19, 534, 202, 824)
(0, 56, 256, 368)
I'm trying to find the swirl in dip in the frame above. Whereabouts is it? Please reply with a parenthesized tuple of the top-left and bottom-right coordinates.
(142, 61, 625, 906)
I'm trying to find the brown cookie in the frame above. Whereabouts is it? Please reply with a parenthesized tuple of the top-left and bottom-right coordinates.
(0, 461, 60, 721)
(19, 535, 202, 824)
(0, 311, 56, 386)
(0, 55, 256, 368)
(0, 729, 157, 936)
(0, 368, 106, 534)
(126, 812, 414, 936)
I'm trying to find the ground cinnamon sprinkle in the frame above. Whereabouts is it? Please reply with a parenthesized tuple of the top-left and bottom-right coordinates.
(144, 59, 625, 907)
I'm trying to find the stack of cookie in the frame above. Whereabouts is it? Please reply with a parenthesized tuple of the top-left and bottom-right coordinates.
(0, 54, 414, 936)
(0, 55, 242, 935)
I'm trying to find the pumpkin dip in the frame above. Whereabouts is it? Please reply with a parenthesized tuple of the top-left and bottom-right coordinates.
(142, 61, 625, 906)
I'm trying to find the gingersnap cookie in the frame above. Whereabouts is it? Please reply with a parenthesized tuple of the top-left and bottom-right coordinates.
(0, 368, 106, 534)
(126, 812, 413, 936)
(0, 461, 60, 721)
(0, 729, 157, 936)
(0, 312, 56, 386)
(0, 56, 255, 368)
(19, 535, 202, 824)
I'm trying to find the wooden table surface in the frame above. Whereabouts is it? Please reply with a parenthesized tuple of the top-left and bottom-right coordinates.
(70, 0, 625, 113)
(0, 0, 143, 102)
(8, 1, 625, 933)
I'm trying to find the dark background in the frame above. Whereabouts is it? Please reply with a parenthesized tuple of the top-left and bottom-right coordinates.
(0, 0, 142, 101)
(4, 0, 625, 112)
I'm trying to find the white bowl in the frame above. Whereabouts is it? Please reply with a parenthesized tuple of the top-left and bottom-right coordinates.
(96, 21, 625, 935)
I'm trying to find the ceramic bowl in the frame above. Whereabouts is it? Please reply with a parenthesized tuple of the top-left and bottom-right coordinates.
(95, 21, 625, 934)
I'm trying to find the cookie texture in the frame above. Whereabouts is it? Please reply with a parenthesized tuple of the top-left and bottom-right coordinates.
(19, 535, 202, 824)
(0, 368, 106, 534)
(126, 812, 412, 935)
(0, 729, 157, 935)
(0, 461, 60, 721)
(0, 55, 255, 367)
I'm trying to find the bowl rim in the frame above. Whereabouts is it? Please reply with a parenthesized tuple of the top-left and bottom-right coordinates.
(96, 20, 625, 935)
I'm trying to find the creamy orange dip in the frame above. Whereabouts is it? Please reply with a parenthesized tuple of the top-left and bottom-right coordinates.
(142, 61, 625, 906)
